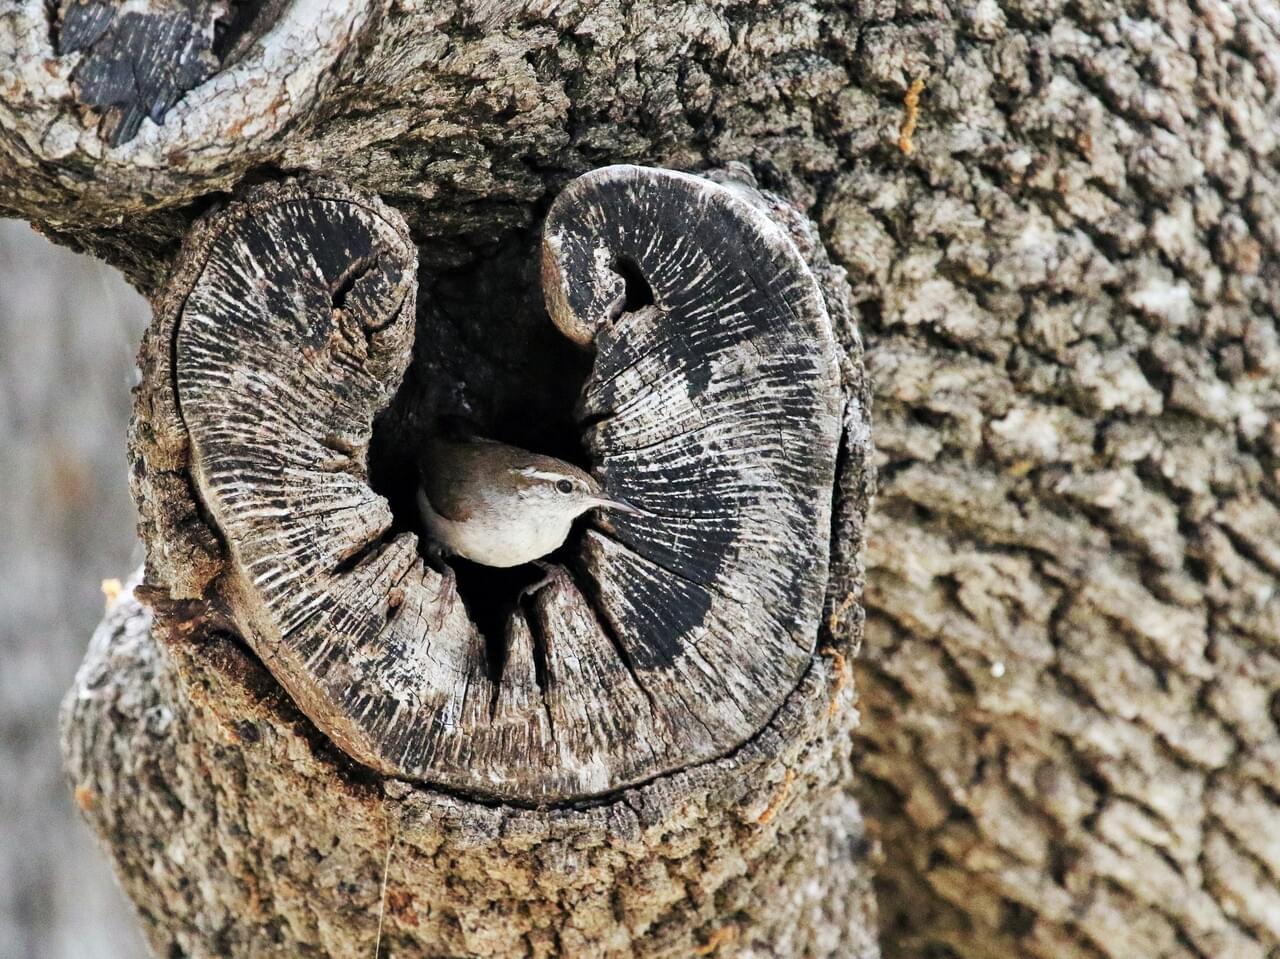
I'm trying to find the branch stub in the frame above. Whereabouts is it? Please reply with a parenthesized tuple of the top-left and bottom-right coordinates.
(134, 167, 856, 803)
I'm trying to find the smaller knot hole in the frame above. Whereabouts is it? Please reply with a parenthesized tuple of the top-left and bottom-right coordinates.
(613, 256, 654, 313)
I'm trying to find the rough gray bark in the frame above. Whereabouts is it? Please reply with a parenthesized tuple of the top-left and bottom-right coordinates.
(822, 7, 1280, 958)
(5, 0, 1279, 957)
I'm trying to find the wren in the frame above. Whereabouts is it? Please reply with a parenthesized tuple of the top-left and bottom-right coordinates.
(417, 433, 636, 569)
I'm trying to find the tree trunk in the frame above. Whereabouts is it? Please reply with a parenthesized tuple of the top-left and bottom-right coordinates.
(6, 1, 1279, 957)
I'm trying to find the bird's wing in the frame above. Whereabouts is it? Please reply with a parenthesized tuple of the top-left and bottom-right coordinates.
(421, 482, 472, 522)
(420, 439, 477, 522)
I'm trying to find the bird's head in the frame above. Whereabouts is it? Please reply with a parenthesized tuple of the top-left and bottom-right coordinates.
(507, 456, 638, 524)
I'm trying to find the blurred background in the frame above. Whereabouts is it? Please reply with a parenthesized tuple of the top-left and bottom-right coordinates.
(1, 220, 148, 957)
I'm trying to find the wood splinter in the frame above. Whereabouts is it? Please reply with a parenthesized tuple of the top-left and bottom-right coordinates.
(898, 76, 926, 155)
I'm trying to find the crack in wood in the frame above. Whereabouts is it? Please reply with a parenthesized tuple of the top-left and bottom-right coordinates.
(329, 253, 377, 311)
(609, 255, 655, 318)
(521, 599, 556, 741)
(569, 552, 662, 721)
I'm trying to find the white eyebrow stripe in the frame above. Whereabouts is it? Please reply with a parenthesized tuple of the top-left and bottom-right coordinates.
(515, 467, 569, 482)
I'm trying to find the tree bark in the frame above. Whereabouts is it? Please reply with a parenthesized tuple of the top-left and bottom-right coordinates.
(63, 575, 879, 958)
(6, 1, 1280, 957)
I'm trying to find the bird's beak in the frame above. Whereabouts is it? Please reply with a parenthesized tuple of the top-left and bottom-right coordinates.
(590, 495, 642, 515)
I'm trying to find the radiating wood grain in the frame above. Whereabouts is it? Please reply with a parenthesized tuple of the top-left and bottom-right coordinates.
(548, 163, 846, 767)
(142, 171, 846, 802)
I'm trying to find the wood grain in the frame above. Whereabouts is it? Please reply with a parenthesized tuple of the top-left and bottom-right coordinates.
(139, 170, 848, 802)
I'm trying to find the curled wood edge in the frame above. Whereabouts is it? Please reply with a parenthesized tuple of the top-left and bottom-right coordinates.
(131, 177, 407, 601)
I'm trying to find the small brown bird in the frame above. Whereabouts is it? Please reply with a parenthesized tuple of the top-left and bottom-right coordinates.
(417, 434, 637, 569)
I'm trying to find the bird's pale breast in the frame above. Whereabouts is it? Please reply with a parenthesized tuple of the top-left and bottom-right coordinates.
(417, 487, 573, 567)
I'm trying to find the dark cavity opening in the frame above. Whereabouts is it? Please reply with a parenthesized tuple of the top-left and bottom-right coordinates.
(329, 255, 376, 310)
(367, 229, 596, 666)
(212, 0, 278, 66)
(614, 256, 655, 312)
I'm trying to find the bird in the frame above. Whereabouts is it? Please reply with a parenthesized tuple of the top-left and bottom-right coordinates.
(417, 433, 638, 572)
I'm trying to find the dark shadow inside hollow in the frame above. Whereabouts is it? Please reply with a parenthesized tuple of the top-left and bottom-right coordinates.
(367, 229, 597, 656)
(212, 0, 280, 66)
(613, 255, 654, 313)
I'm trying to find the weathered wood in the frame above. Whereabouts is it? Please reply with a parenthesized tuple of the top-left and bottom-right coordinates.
(0, 0, 375, 229)
(547, 164, 845, 782)
(134, 167, 852, 803)
(57, 0, 231, 147)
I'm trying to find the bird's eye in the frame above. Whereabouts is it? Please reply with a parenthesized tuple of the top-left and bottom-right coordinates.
(556, 479, 574, 494)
